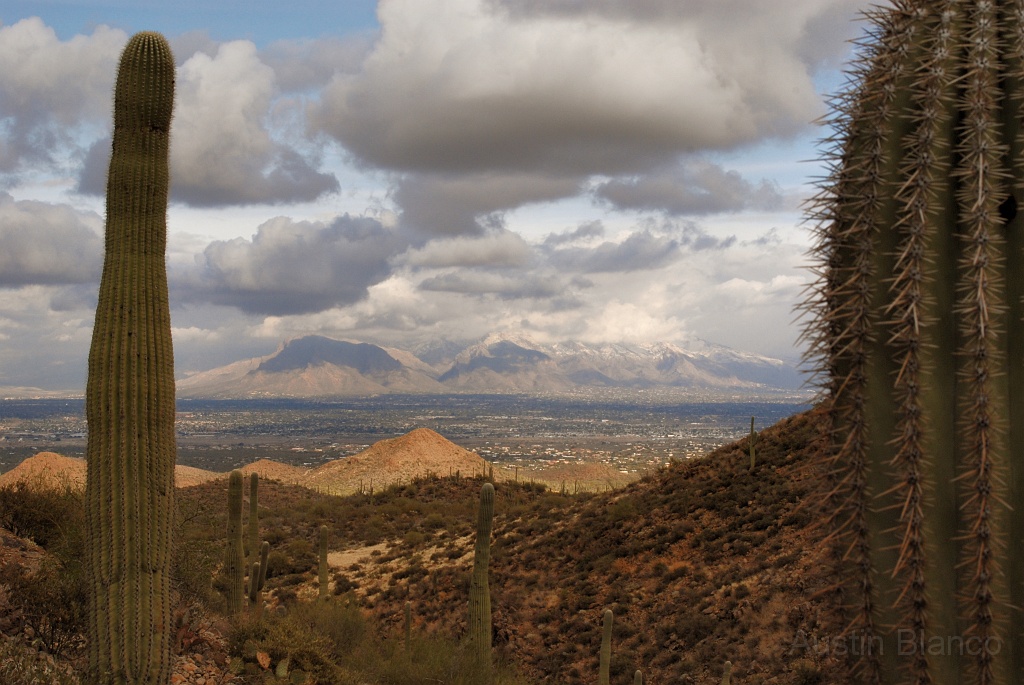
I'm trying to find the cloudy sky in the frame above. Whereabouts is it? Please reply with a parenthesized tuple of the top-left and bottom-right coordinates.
(0, 0, 873, 391)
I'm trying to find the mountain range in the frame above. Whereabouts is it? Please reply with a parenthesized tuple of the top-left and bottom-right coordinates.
(176, 333, 803, 398)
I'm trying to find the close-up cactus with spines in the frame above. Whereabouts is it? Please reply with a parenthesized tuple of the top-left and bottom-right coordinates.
(83, 30, 176, 685)
(805, 1, 1024, 682)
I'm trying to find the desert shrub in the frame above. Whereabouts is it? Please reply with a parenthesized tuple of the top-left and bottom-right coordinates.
(263, 550, 291, 578)
(331, 573, 358, 595)
(0, 635, 80, 685)
(0, 481, 83, 547)
(0, 556, 87, 657)
(422, 512, 446, 530)
(228, 595, 531, 685)
(171, 535, 219, 605)
(402, 530, 426, 547)
(0, 483, 88, 658)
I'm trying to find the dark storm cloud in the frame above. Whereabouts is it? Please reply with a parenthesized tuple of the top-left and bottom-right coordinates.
(595, 159, 783, 216)
(546, 230, 681, 274)
(395, 173, 581, 237)
(175, 215, 405, 315)
(543, 220, 735, 274)
(418, 271, 565, 300)
(543, 221, 605, 247)
(403, 231, 534, 269)
(78, 137, 339, 206)
(0, 193, 103, 286)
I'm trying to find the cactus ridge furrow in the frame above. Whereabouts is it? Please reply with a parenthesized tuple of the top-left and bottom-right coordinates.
(85, 30, 176, 685)
(804, 2, 1024, 682)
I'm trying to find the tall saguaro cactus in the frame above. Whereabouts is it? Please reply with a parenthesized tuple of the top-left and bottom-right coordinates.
(806, 2, 1024, 683)
(468, 482, 494, 676)
(225, 470, 245, 615)
(84, 31, 176, 684)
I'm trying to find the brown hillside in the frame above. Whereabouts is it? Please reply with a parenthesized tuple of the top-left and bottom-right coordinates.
(0, 452, 86, 490)
(348, 408, 845, 684)
(237, 458, 310, 484)
(305, 427, 488, 494)
(0, 452, 222, 490)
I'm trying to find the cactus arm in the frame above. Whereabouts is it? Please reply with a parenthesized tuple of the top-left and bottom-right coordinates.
(258, 540, 269, 590)
(807, 3, 1024, 682)
(84, 31, 176, 684)
(247, 562, 261, 605)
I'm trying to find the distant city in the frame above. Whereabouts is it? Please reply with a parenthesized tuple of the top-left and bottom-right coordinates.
(0, 392, 813, 479)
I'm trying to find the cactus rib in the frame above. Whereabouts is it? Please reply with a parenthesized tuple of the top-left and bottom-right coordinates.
(84, 31, 176, 685)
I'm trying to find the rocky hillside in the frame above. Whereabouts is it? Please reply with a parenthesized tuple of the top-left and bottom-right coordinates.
(342, 407, 842, 683)
(0, 408, 843, 683)
(168, 407, 844, 683)
(0, 452, 222, 489)
(305, 427, 489, 494)
(0, 428, 490, 497)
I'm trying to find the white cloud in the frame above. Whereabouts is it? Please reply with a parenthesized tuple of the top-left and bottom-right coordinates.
(175, 214, 405, 315)
(77, 38, 339, 206)
(0, 193, 102, 286)
(313, 0, 851, 176)
(0, 18, 124, 172)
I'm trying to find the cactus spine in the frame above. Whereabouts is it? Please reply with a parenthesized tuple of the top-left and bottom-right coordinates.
(598, 609, 612, 685)
(318, 524, 329, 600)
(84, 31, 176, 685)
(468, 482, 494, 676)
(225, 470, 245, 615)
(806, 2, 1024, 682)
